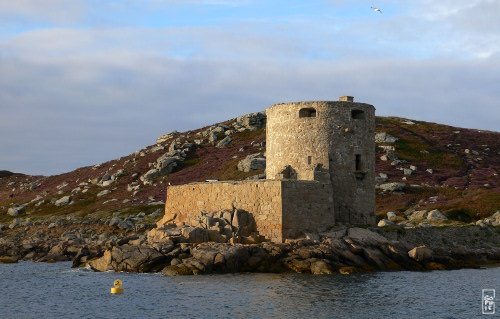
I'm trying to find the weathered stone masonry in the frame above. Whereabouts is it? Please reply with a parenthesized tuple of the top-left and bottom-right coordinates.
(160, 98, 376, 242)
(160, 180, 333, 242)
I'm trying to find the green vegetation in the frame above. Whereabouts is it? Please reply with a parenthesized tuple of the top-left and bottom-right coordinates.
(395, 139, 464, 170)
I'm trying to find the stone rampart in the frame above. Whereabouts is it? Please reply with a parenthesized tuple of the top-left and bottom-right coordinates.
(161, 180, 333, 242)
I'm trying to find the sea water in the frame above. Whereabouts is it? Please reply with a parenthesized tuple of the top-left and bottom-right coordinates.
(0, 262, 498, 319)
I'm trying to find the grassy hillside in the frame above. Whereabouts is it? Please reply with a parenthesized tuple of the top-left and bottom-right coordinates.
(0, 114, 498, 225)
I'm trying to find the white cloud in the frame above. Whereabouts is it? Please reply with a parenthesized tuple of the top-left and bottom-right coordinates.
(0, 0, 85, 23)
(1, 1, 499, 174)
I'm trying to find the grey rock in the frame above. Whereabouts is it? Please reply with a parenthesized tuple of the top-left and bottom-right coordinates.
(408, 246, 433, 262)
(408, 210, 428, 221)
(181, 227, 209, 243)
(156, 131, 179, 144)
(208, 131, 219, 143)
(7, 206, 25, 216)
(216, 136, 232, 148)
(484, 211, 500, 227)
(156, 155, 178, 170)
(236, 112, 266, 129)
(118, 220, 135, 230)
(97, 190, 111, 197)
(375, 132, 398, 143)
(403, 168, 413, 176)
(427, 209, 447, 220)
(378, 182, 406, 192)
(55, 196, 71, 206)
(377, 219, 394, 227)
(346, 227, 388, 246)
(109, 217, 123, 227)
(386, 212, 397, 220)
(89, 245, 169, 272)
(310, 259, 334, 275)
(9, 218, 22, 229)
(237, 154, 266, 172)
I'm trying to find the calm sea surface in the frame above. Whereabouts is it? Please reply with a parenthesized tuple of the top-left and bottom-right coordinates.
(0, 262, 498, 319)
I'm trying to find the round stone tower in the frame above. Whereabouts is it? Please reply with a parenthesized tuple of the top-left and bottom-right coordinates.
(265, 97, 376, 225)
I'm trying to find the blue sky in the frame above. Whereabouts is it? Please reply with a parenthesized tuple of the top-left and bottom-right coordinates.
(1, 0, 499, 175)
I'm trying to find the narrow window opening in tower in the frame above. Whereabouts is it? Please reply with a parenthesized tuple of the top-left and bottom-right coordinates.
(351, 109, 365, 119)
(355, 154, 362, 171)
(307, 156, 312, 164)
(299, 108, 317, 118)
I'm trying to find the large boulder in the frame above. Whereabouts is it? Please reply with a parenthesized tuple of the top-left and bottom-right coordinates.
(427, 209, 448, 221)
(231, 210, 256, 237)
(88, 245, 169, 273)
(7, 206, 25, 216)
(156, 131, 179, 144)
(377, 219, 394, 227)
(236, 112, 266, 130)
(237, 154, 266, 172)
(346, 228, 388, 246)
(408, 210, 428, 221)
(375, 132, 398, 143)
(55, 196, 71, 206)
(141, 155, 178, 183)
(484, 211, 500, 226)
(156, 155, 178, 173)
(181, 227, 209, 243)
(97, 189, 111, 197)
(408, 246, 433, 262)
(216, 136, 232, 148)
(310, 259, 334, 275)
(378, 182, 406, 192)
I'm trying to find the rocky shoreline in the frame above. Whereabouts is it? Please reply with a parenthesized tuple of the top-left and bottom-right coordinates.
(1, 212, 499, 275)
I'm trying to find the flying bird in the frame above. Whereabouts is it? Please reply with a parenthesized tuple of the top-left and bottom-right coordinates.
(371, 6, 383, 13)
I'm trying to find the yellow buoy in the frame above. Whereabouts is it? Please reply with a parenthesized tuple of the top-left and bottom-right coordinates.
(110, 279, 124, 294)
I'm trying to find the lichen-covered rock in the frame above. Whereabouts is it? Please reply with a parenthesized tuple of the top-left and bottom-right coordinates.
(97, 190, 111, 197)
(377, 219, 394, 227)
(427, 209, 447, 220)
(216, 136, 232, 148)
(236, 112, 266, 130)
(346, 227, 388, 246)
(375, 132, 398, 143)
(408, 246, 433, 262)
(7, 206, 25, 216)
(378, 182, 406, 192)
(55, 196, 71, 206)
(310, 259, 334, 274)
(237, 154, 266, 172)
(156, 131, 179, 144)
(88, 245, 169, 273)
(408, 210, 428, 221)
(483, 211, 500, 226)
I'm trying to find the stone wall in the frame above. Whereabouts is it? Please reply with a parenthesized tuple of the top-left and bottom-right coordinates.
(281, 180, 334, 239)
(161, 180, 333, 242)
(163, 180, 283, 241)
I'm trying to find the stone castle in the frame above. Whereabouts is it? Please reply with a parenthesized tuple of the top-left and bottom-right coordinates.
(159, 97, 376, 242)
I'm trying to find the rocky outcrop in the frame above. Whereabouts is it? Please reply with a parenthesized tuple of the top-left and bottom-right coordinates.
(237, 153, 266, 172)
(77, 225, 500, 276)
(236, 112, 266, 131)
(7, 206, 25, 216)
(377, 182, 406, 192)
(54, 195, 72, 206)
(88, 245, 168, 273)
